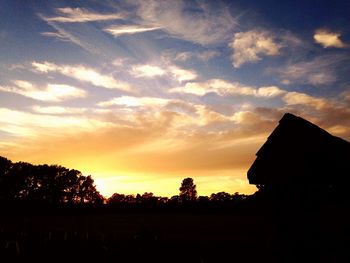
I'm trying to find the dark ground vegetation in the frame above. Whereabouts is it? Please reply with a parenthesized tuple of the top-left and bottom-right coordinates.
(0, 156, 349, 262)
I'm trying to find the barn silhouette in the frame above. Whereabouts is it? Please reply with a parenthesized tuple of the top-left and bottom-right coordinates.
(247, 113, 350, 200)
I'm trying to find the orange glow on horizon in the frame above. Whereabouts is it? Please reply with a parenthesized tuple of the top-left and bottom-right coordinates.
(91, 170, 258, 198)
(3, 152, 257, 198)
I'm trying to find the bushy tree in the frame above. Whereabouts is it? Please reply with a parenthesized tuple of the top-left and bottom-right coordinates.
(210, 192, 232, 202)
(0, 156, 104, 204)
(108, 193, 136, 204)
(179, 177, 197, 202)
(108, 193, 127, 203)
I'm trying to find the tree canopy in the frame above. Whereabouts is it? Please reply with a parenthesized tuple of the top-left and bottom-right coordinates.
(179, 177, 197, 202)
(0, 156, 103, 204)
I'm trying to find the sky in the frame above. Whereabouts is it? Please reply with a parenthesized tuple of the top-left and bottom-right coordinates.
(0, 0, 350, 198)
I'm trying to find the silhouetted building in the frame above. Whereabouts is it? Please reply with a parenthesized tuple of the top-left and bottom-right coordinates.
(248, 113, 350, 200)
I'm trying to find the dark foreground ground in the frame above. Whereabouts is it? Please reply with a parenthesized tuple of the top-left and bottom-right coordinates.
(0, 204, 349, 262)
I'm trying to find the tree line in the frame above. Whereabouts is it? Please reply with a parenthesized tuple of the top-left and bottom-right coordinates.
(0, 156, 103, 204)
(108, 177, 248, 205)
(0, 156, 249, 206)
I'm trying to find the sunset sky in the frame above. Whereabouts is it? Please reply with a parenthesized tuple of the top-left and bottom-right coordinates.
(1, 0, 349, 197)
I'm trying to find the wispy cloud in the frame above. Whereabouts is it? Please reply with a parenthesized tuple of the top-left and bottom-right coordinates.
(0, 80, 86, 102)
(280, 92, 350, 138)
(229, 30, 282, 68)
(282, 92, 328, 110)
(40, 31, 70, 41)
(128, 63, 197, 82)
(173, 50, 220, 62)
(38, 8, 126, 54)
(134, 0, 237, 45)
(130, 65, 165, 78)
(104, 25, 161, 36)
(314, 29, 347, 48)
(0, 104, 266, 195)
(41, 7, 125, 23)
(32, 61, 132, 92)
(0, 107, 110, 139)
(97, 96, 170, 107)
(169, 79, 285, 97)
(341, 91, 350, 103)
(32, 105, 87, 115)
(39, 21, 100, 54)
(269, 54, 346, 85)
(96, 96, 235, 129)
(168, 66, 197, 82)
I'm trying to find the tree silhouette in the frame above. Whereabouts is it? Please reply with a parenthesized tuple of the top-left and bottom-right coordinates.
(77, 175, 104, 204)
(0, 156, 104, 204)
(210, 192, 232, 202)
(179, 177, 197, 202)
(0, 156, 11, 177)
(140, 192, 158, 204)
(169, 195, 181, 203)
(108, 193, 126, 203)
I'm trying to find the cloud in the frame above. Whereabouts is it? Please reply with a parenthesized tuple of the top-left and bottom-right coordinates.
(95, 95, 233, 130)
(169, 79, 285, 97)
(32, 105, 87, 115)
(104, 25, 161, 36)
(172, 52, 192, 62)
(130, 65, 165, 78)
(40, 31, 70, 41)
(97, 96, 235, 128)
(38, 9, 127, 55)
(196, 50, 220, 61)
(257, 86, 285, 97)
(128, 62, 197, 82)
(39, 21, 100, 54)
(174, 50, 220, 62)
(0, 80, 86, 102)
(41, 7, 125, 23)
(0, 104, 274, 177)
(168, 66, 197, 82)
(97, 96, 170, 107)
(230, 30, 282, 68)
(134, 0, 237, 45)
(282, 92, 328, 110)
(192, 105, 233, 126)
(0, 107, 110, 139)
(341, 91, 350, 103)
(314, 29, 347, 48)
(32, 61, 132, 92)
(3, 96, 349, 197)
(4, 91, 350, 197)
(269, 54, 346, 85)
(279, 92, 350, 139)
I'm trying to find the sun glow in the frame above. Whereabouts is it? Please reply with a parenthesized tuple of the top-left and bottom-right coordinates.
(89, 170, 257, 198)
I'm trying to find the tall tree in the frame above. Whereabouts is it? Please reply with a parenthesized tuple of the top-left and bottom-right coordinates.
(179, 177, 197, 202)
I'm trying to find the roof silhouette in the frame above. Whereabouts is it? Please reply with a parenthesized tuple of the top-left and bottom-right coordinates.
(248, 113, 350, 186)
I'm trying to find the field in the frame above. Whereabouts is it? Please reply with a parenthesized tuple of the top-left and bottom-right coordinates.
(0, 205, 349, 262)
